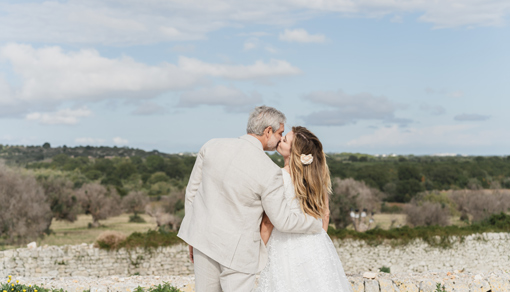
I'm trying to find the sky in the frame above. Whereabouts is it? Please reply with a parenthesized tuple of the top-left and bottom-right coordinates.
(0, 0, 509, 155)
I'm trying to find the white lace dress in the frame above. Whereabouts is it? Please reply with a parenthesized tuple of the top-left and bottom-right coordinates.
(255, 169, 353, 292)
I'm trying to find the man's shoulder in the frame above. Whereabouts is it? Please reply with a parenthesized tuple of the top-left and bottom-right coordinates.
(201, 137, 243, 149)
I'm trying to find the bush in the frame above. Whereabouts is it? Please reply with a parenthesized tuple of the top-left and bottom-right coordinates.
(0, 166, 52, 245)
(450, 190, 510, 222)
(94, 231, 127, 250)
(100, 228, 183, 250)
(129, 214, 147, 223)
(480, 212, 510, 231)
(379, 266, 391, 273)
(329, 178, 385, 228)
(134, 282, 182, 292)
(122, 190, 149, 218)
(33, 170, 82, 230)
(404, 201, 450, 227)
(77, 183, 122, 228)
(380, 202, 403, 214)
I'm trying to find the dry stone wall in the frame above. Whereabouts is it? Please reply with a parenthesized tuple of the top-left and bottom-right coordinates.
(0, 243, 193, 278)
(336, 232, 510, 274)
(1, 232, 509, 284)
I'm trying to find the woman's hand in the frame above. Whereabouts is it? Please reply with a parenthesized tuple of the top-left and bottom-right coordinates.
(260, 212, 274, 245)
(188, 245, 194, 263)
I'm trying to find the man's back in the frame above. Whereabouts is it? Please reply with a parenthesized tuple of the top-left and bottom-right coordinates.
(178, 135, 281, 273)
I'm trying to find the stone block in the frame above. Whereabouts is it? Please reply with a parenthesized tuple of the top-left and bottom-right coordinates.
(443, 279, 469, 291)
(489, 278, 510, 292)
(379, 279, 398, 292)
(365, 279, 379, 292)
(393, 279, 419, 292)
(350, 278, 364, 292)
(419, 279, 438, 292)
(469, 279, 491, 292)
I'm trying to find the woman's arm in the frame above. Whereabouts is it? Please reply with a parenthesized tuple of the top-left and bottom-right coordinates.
(260, 212, 274, 245)
(322, 197, 330, 232)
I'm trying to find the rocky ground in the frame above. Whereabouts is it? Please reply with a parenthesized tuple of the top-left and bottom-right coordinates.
(9, 270, 510, 292)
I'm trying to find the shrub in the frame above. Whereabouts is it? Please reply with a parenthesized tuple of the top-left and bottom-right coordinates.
(0, 166, 52, 245)
(404, 200, 450, 227)
(329, 178, 385, 228)
(33, 170, 82, 231)
(380, 202, 403, 214)
(94, 231, 127, 250)
(145, 190, 185, 231)
(77, 183, 122, 228)
(122, 190, 149, 219)
(379, 266, 391, 273)
(116, 228, 182, 250)
(450, 190, 510, 222)
(480, 212, 510, 231)
(134, 282, 182, 292)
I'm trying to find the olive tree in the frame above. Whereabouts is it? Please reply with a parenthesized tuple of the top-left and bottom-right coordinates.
(145, 189, 185, 231)
(329, 177, 385, 229)
(0, 166, 52, 244)
(122, 190, 149, 222)
(33, 171, 82, 231)
(77, 182, 122, 228)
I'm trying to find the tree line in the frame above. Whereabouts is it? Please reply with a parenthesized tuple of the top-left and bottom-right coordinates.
(4, 144, 510, 204)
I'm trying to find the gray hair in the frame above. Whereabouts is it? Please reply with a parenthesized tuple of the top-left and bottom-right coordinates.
(246, 106, 286, 135)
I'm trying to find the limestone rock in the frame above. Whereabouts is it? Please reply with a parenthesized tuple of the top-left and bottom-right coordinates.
(363, 272, 377, 279)
(365, 279, 379, 292)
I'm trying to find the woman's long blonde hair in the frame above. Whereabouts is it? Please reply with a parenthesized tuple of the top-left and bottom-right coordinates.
(289, 126, 331, 219)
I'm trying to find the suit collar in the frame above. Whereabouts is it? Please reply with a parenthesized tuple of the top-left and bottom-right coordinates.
(240, 134, 264, 151)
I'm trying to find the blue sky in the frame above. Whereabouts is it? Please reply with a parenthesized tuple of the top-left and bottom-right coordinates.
(0, 0, 509, 155)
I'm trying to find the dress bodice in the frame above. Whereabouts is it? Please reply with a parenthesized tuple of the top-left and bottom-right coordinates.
(281, 168, 302, 212)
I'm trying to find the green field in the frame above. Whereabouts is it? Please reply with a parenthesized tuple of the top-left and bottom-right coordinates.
(25, 214, 157, 248)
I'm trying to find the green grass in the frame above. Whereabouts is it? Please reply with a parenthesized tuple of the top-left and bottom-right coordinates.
(1, 276, 71, 292)
(95, 212, 510, 251)
(328, 212, 510, 248)
(133, 283, 181, 292)
(42, 214, 157, 247)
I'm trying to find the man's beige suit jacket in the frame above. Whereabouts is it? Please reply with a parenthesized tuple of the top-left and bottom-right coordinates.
(177, 135, 323, 274)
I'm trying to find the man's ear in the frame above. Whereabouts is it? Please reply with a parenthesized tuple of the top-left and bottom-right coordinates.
(264, 126, 273, 138)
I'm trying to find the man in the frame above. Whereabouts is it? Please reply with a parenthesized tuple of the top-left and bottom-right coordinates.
(177, 106, 323, 291)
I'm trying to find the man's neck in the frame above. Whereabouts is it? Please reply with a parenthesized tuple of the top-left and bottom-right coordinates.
(248, 134, 266, 150)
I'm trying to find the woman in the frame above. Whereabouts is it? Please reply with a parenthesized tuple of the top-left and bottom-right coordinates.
(256, 126, 352, 292)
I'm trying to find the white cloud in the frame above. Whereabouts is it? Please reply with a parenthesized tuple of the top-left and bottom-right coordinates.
(454, 113, 490, 121)
(75, 137, 106, 145)
(113, 137, 129, 145)
(279, 29, 326, 43)
(0, 1, 505, 46)
(26, 107, 92, 125)
(347, 124, 490, 148)
(178, 85, 262, 112)
(302, 89, 410, 126)
(0, 44, 299, 117)
(132, 102, 167, 116)
(0, 43, 200, 104)
(178, 57, 301, 79)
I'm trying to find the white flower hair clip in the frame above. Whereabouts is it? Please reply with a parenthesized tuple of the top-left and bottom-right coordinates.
(300, 154, 313, 165)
